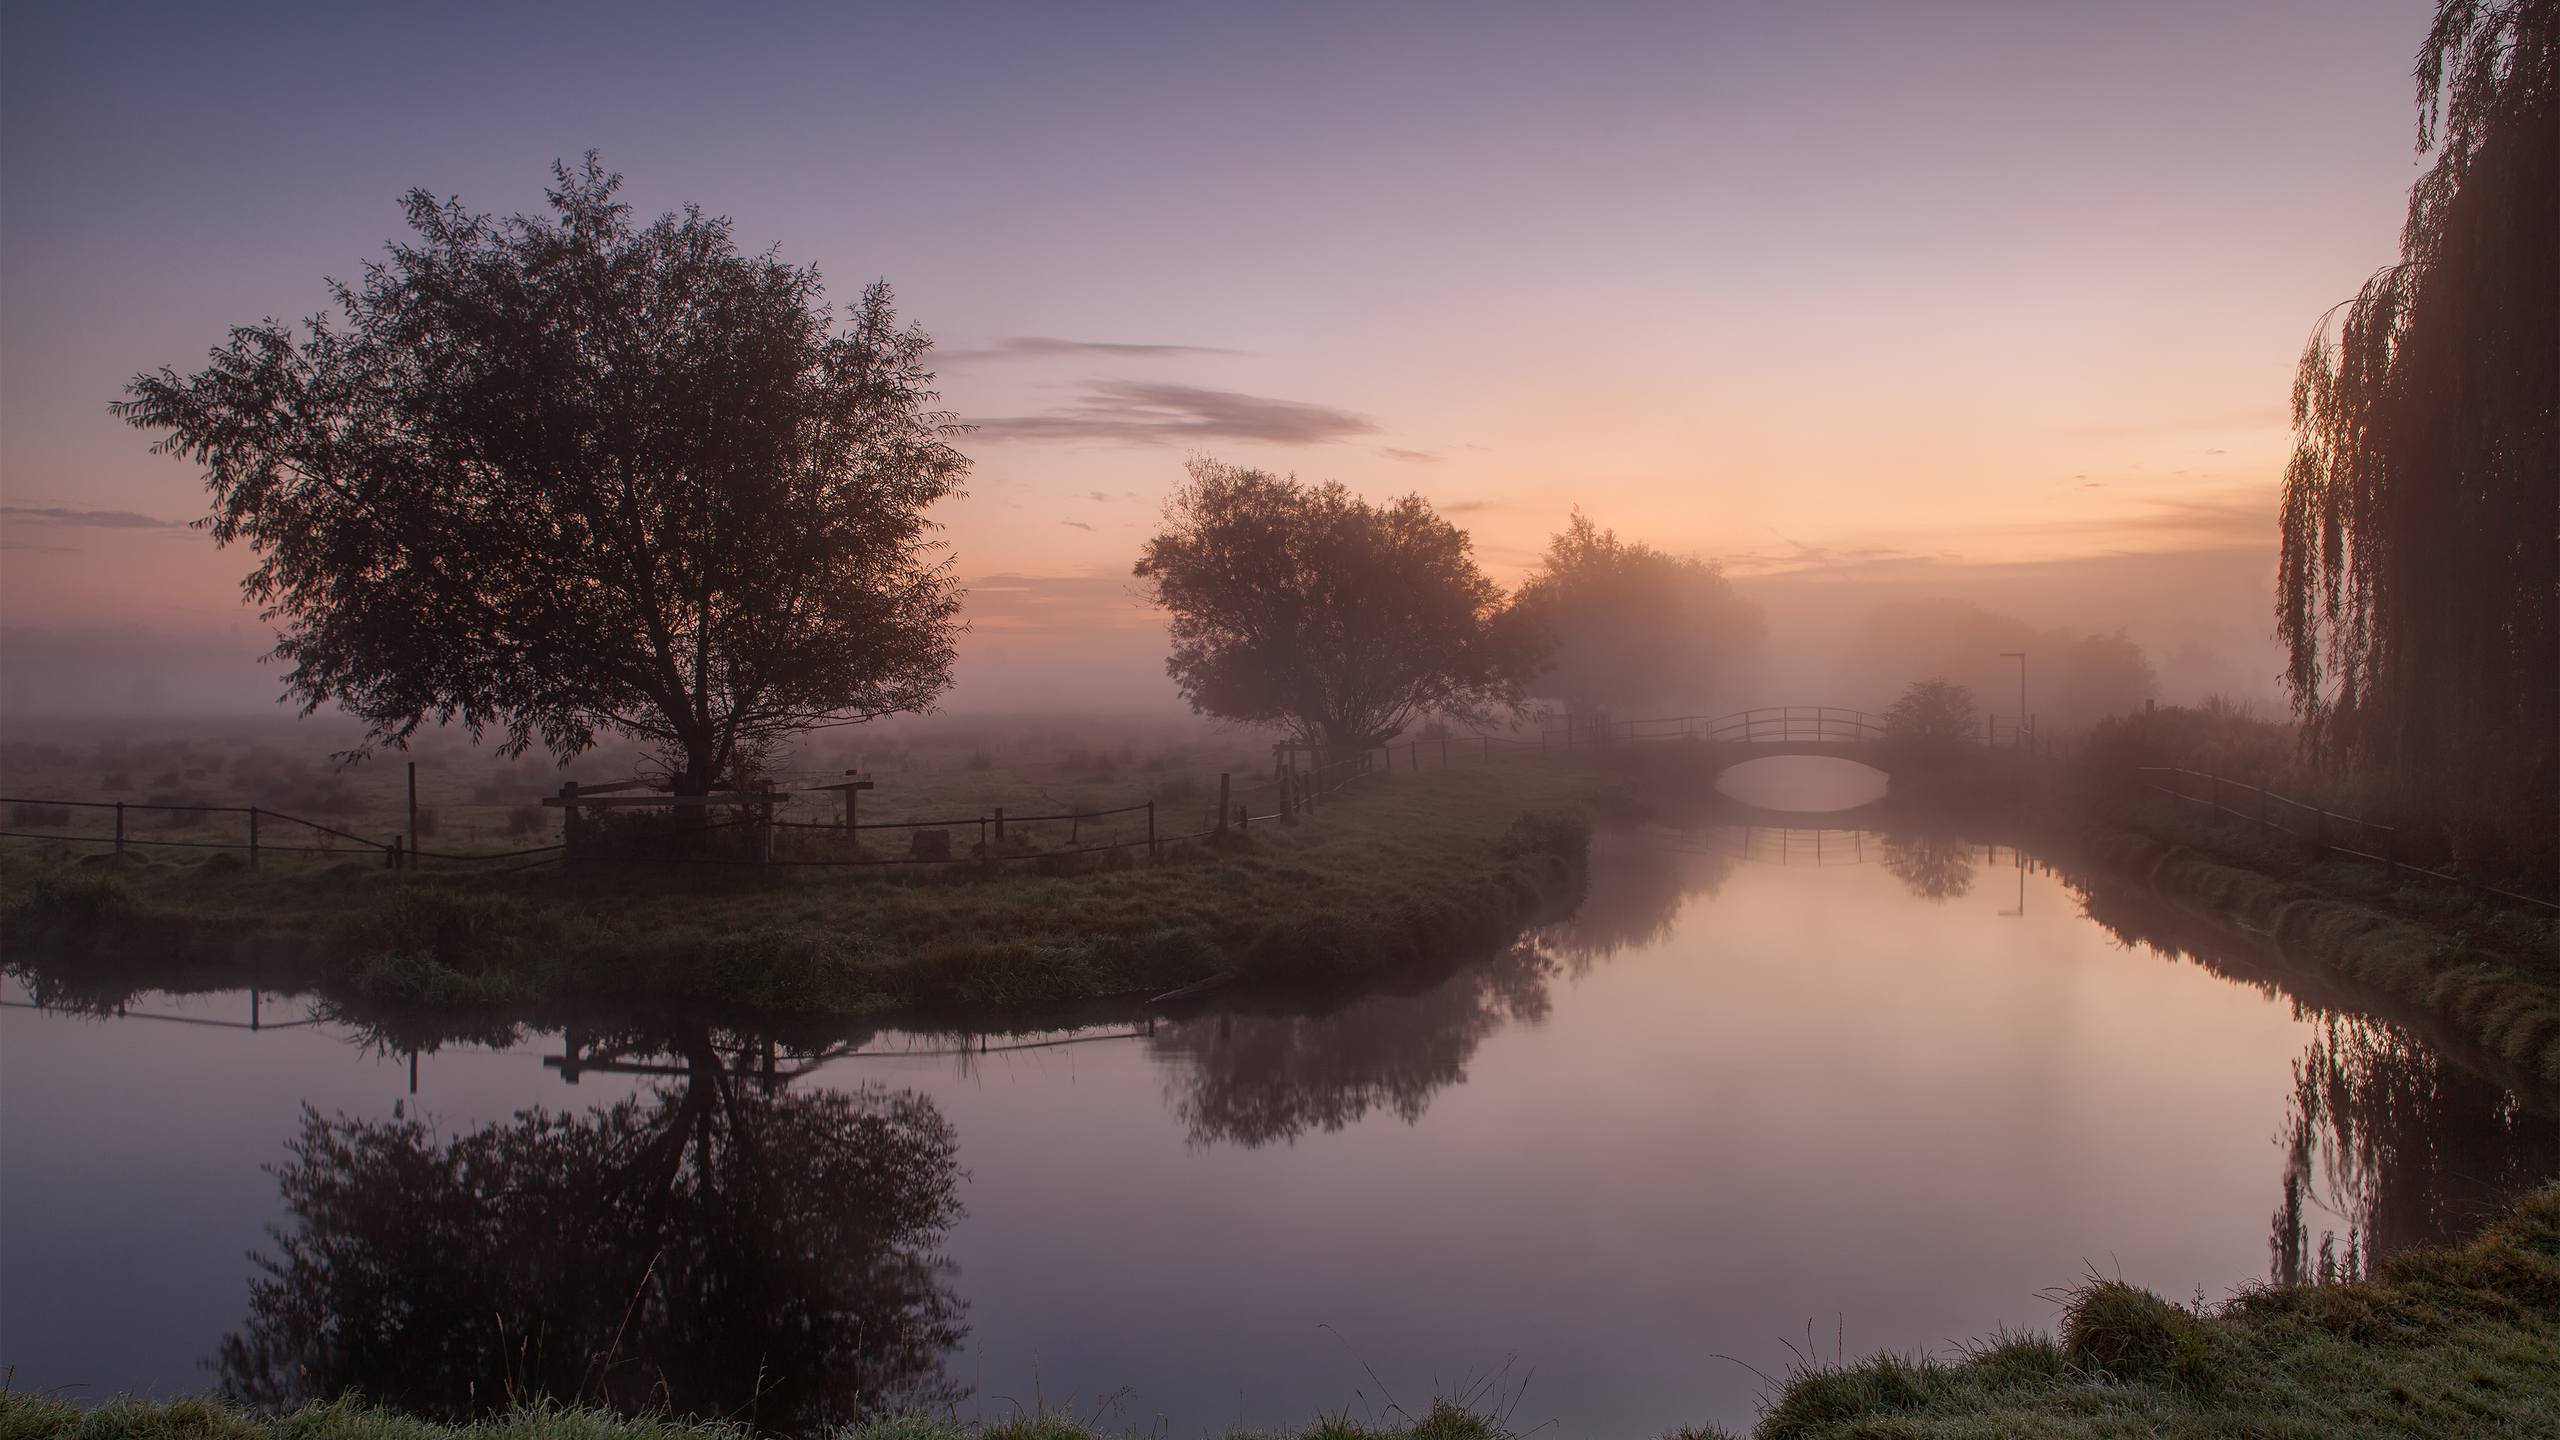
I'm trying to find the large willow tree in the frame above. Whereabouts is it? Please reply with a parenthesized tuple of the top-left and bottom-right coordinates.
(2277, 1, 2556, 863)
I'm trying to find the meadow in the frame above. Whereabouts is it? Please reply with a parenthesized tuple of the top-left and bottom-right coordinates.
(0, 712, 1609, 1023)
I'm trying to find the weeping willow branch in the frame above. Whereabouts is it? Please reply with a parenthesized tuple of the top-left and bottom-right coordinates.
(2276, 0, 2556, 870)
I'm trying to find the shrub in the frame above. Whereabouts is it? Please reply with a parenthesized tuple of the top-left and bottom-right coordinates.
(2060, 1279, 2212, 1387)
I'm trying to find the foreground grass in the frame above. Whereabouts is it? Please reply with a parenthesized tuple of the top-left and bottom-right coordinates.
(2, 761, 1625, 1020)
(0, 1397, 1507, 1440)
(1754, 1182, 2560, 1439)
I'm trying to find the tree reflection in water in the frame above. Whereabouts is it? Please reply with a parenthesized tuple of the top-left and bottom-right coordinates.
(217, 1024, 967, 1429)
(1881, 833, 1976, 902)
(1148, 941, 1556, 1147)
(2269, 1014, 2560, 1284)
(1544, 835, 1735, 971)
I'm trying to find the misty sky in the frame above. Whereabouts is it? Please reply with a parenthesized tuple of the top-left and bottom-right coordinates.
(0, 1, 2430, 712)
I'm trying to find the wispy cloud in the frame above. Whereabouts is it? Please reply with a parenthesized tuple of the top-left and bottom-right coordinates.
(1060, 519, 1094, 531)
(974, 381, 1379, 446)
(1720, 538, 1944, 577)
(1441, 498, 1499, 514)
(943, 336, 1243, 363)
(966, 571, 1160, 632)
(0, 504, 182, 530)
(1377, 446, 1440, 463)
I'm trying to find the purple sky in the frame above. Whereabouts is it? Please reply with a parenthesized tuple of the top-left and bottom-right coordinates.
(0, 1, 2433, 710)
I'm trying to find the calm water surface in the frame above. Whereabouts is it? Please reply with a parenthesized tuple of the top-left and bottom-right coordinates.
(5, 778, 2553, 1436)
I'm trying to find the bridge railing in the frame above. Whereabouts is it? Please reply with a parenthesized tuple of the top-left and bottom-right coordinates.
(1545, 706, 1891, 746)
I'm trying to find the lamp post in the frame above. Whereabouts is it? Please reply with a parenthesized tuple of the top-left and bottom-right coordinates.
(1998, 651, 2027, 748)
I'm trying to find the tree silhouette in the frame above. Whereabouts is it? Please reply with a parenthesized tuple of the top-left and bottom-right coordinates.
(217, 1026, 967, 1429)
(2277, 2, 2556, 868)
(116, 156, 968, 789)
(1881, 679, 1979, 747)
(1133, 459, 1540, 753)
(1509, 511, 1763, 722)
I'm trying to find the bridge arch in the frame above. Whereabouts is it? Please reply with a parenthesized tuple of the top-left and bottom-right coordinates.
(1592, 706, 1909, 779)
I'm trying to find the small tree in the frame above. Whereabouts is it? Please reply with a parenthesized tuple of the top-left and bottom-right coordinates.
(115, 157, 968, 790)
(1883, 678, 1979, 746)
(1510, 511, 1764, 721)
(1133, 459, 1540, 754)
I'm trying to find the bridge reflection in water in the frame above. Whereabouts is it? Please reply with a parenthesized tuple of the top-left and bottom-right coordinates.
(1649, 824, 2042, 912)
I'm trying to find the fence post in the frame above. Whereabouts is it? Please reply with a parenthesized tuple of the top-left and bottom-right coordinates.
(114, 801, 124, 854)
(248, 806, 260, 869)
(560, 781, 580, 865)
(1216, 773, 1231, 835)
(387, 835, 402, 870)
(1146, 800, 1158, 864)
(757, 782, 776, 865)
(406, 760, 419, 866)
(994, 806, 1006, 852)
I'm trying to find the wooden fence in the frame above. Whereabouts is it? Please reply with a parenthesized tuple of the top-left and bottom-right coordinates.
(2134, 765, 2557, 913)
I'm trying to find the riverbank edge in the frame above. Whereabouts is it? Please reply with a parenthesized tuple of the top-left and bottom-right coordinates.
(0, 764, 1615, 1025)
(1744, 1181, 2560, 1438)
(2050, 805, 2560, 1091)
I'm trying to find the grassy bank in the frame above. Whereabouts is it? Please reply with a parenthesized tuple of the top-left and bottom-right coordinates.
(2062, 797, 2560, 1089)
(1749, 1182, 2560, 1438)
(1, 762, 1621, 1020)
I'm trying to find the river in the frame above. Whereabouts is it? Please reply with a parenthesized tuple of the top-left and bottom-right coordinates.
(4, 761, 2552, 1436)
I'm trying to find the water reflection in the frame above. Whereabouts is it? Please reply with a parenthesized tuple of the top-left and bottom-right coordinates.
(1148, 941, 1556, 1147)
(218, 1022, 967, 1428)
(1880, 834, 1977, 902)
(2269, 1014, 2560, 1283)
(1545, 837, 1736, 967)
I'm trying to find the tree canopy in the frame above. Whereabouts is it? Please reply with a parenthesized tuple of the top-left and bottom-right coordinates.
(1132, 459, 1541, 752)
(2277, 1, 2556, 858)
(1882, 677, 1979, 746)
(115, 156, 969, 789)
(1509, 511, 1764, 720)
